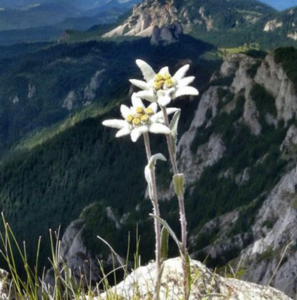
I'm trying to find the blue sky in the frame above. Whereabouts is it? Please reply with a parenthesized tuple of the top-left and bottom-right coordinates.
(260, 0, 296, 10)
(0, 0, 296, 11)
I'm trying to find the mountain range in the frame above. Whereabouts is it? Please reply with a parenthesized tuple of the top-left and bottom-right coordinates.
(0, 0, 297, 298)
(100, 0, 297, 49)
(0, 0, 141, 32)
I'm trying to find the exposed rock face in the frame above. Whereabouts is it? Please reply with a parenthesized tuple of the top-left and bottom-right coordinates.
(255, 53, 297, 122)
(45, 217, 101, 287)
(150, 21, 183, 45)
(280, 125, 297, 160)
(12, 96, 19, 104)
(238, 166, 297, 298)
(84, 70, 104, 103)
(45, 203, 124, 288)
(288, 32, 297, 41)
(264, 20, 283, 32)
(0, 269, 12, 300)
(198, 7, 214, 31)
(27, 83, 36, 99)
(103, 0, 178, 38)
(62, 91, 78, 111)
(242, 93, 262, 135)
(177, 86, 225, 184)
(98, 258, 292, 300)
(175, 52, 297, 298)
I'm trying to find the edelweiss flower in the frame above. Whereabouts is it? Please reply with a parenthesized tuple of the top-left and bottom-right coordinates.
(130, 60, 199, 106)
(102, 94, 178, 142)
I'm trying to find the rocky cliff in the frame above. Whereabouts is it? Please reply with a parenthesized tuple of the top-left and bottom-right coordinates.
(175, 50, 297, 298)
(55, 48, 297, 298)
(102, 0, 275, 38)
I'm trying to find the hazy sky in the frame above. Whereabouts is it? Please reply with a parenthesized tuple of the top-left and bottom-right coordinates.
(260, 0, 296, 10)
(0, 0, 296, 10)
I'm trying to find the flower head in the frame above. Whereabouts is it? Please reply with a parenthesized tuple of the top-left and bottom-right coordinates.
(130, 60, 199, 106)
(102, 94, 178, 142)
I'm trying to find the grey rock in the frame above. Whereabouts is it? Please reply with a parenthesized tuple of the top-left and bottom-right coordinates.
(27, 83, 36, 99)
(62, 91, 78, 111)
(98, 257, 292, 300)
(12, 96, 19, 104)
(150, 21, 183, 46)
(255, 53, 297, 123)
(84, 70, 104, 102)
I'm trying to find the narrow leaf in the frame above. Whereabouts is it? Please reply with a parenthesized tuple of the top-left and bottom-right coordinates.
(150, 214, 182, 253)
(170, 110, 181, 143)
(161, 226, 169, 261)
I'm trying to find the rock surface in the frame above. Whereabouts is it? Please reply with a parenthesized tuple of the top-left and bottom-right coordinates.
(175, 52, 297, 298)
(150, 21, 183, 45)
(255, 53, 297, 122)
(103, 0, 178, 38)
(98, 257, 292, 300)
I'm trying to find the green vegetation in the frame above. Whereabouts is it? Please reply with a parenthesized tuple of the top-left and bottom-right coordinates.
(250, 83, 277, 120)
(274, 47, 297, 91)
(0, 35, 213, 157)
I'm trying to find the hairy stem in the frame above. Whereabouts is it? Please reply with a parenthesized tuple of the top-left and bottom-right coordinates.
(161, 106, 189, 300)
(143, 132, 161, 300)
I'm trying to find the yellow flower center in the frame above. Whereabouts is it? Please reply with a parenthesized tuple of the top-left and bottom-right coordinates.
(155, 74, 164, 82)
(127, 106, 155, 127)
(133, 118, 141, 126)
(136, 107, 144, 114)
(153, 72, 175, 91)
(145, 107, 154, 115)
(141, 114, 149, 123)
(154, 80, 164, 91)
(165, 78, 174, 88)
(126, 115, 133, 123)
(163, 72, 171, 80)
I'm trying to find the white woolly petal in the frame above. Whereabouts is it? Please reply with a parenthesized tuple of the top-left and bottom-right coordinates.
(152, 108, 179, 122)
(131, 93, 145, 109)
(131, 126, 148, 142)
(148, 102, 158, 114)
(175, 86, 199, 98)
(173, 64, 190, 81)
(102, 119, 126, 129)
(149, 123, 171, 135)
(156, 89, 173, 107)
(166, 107, 180, 115)
(136, 90, 157, 102)
(150, 113, 163, 123)
(129, 79, 150, 90)
(159, 66, 169, 75)
(120, 105, 132, 118)
(115, 126, 131, 138)
(158, 95, 172, 107)
(136, 59, 156, 82)
(178, 76, 195, 87)
(148, 153, 167, 168)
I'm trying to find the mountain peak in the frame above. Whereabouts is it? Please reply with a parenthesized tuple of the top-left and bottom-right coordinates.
(103, 0, 276, 38)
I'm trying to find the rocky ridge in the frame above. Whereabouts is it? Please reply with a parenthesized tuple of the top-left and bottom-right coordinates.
(55, 50, 297, 298)
(175, 51, 297, 298)
(263, 7, 297, 41)
(101, 0, 297, 47)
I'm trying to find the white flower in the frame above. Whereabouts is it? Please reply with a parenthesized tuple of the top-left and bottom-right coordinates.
(102, 94, 178, 142)
(130, 60, 199, 106)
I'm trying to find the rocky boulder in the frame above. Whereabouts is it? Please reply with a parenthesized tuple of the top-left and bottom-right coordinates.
(98, 257, 292, 300)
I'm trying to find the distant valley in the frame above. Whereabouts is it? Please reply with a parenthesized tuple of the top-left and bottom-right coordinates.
(0, 0, 297, 298)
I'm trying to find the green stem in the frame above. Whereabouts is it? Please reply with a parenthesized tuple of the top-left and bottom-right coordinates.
(143, 132, 161, 300)
(161, 106, 189, 300)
